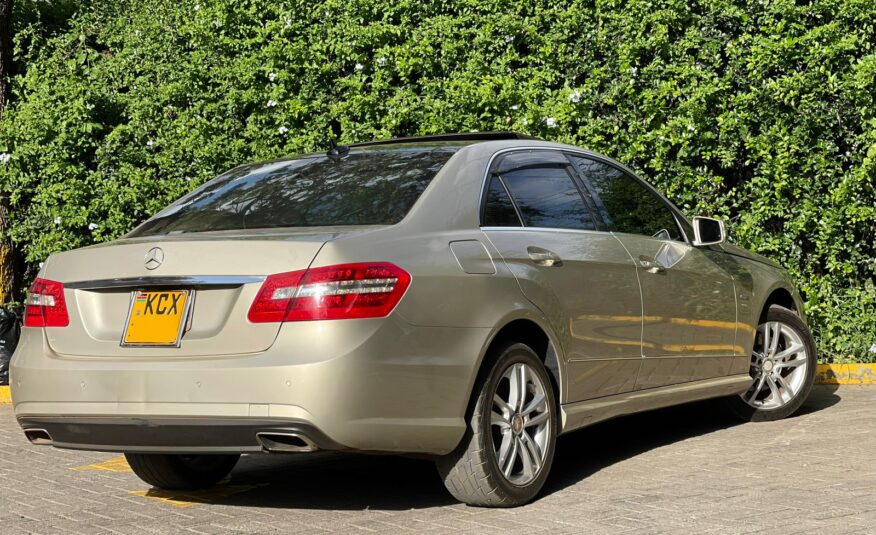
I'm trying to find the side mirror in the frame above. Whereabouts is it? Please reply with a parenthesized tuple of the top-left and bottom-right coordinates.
(692, 216, 726, 246)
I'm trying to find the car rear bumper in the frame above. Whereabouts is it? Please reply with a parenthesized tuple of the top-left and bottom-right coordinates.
(10, 316, 491, 455)
(17, 415, 344, 454)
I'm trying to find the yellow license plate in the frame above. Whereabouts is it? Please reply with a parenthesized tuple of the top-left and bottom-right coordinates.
(122, 290, 192, 347)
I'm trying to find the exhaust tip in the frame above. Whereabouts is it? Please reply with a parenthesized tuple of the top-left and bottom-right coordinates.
(256, 432, 318, 453)
(24, 429, 52, 445)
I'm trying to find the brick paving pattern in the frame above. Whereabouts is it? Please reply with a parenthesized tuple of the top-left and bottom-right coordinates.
(1, 385, 874, 534)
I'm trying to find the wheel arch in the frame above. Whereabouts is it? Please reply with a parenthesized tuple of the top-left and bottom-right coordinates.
(464, 313, 565, 423)
(758, 285, 800, 322)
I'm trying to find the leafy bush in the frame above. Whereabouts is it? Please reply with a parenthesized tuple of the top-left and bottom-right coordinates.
(0, 0, 874, 361)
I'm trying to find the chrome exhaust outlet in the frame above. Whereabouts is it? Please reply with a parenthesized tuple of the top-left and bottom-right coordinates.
(256, 432, 318, 453)
(24, 429, 53, 445)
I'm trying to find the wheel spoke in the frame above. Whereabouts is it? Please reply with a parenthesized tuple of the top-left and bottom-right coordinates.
(493, 394, 513, 417)
(496, 432, 513, 471)
(777, 357, 806, 369)
(766, 376, 782, 402)
(525, 410, 549, 428)
(515, 364, 528, 412)
(521, 393, 546, 417)
(518, 433, 542, 479)
(767, 323, 781, 357)
(774, 342, 804, 362)
(502, 438, 519, 477)
(775, 374, 795, 400)
(491, 410, 511, 430)
(748, 373, 768, 404)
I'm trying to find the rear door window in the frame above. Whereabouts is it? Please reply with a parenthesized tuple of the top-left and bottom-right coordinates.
(130, 147, 459, 236)
(496, 153, 598, 231)
(482, 175, 522, 227)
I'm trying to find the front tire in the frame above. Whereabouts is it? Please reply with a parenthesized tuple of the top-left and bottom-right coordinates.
(726, 305, 817, 422)
(125, 453, 240, 490)
(436, 342, 557, 507)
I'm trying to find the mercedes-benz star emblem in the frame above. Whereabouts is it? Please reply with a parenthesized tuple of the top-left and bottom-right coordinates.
(144, 247, 164, 270)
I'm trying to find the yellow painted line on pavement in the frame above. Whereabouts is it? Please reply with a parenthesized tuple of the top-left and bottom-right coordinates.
(129, 485, 261, 508)
(0, 385, 10, 404)
(816, 364, 876, 385)
(72, 455, 132, 473)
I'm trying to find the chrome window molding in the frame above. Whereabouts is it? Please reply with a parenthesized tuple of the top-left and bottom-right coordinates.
(477, 146, 693, 245)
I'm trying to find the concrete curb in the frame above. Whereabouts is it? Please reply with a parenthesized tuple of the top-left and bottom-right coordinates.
(815, 363, 876, 385)
(0, 366, 872, 405)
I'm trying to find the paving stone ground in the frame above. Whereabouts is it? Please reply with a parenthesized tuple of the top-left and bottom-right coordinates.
(1, 385, 875, 534)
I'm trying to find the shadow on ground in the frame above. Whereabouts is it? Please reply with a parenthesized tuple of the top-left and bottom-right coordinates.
(204, 385, 841, 510)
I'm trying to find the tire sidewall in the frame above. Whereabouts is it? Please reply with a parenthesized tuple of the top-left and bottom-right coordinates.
(479, 343, 557, 503)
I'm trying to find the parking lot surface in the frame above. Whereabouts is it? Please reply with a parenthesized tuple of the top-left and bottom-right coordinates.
(1, 385, 874, 534)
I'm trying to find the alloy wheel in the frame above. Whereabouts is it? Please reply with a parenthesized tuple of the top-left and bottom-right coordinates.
(490, 362, 552, 486)
(743, 321, 809, 410)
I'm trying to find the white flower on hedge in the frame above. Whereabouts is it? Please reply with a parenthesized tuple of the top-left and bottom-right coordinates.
(39, 262, 44, 268)
(194, 4, 200, 11)
(278, 126, 289, 134)
(53, 217, 61, 225)
(88, 223, 98, 231)
(376, 57, 387, 67)
(267, 99, 278, 108)
(569, 90, 581, 103)
(511, 105, 519, 111)
(0, 153, 10, 163)
(545, 117, 557, 128)
(268, 72, 277, 82)
(504, 35, 514, 43)
(354, 63, 364, 71)
(870, 343, 876, 354)
(284, 17, 293, 27)
(146, 140, 154, 147)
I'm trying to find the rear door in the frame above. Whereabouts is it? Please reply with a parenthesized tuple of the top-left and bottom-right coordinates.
(481, 150, 643, 402)
(568, 155, 738, 389)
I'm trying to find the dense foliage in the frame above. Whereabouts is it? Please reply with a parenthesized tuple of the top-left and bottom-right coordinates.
(0, 0, 874, 361)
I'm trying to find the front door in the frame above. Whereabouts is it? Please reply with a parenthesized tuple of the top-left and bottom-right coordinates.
(568, 155, 738, 389)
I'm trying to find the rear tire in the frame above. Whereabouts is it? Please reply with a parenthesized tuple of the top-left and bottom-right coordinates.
(436, 342, 557, 507)
(125, 453, 240, 490)
(725, 305, 816, 422)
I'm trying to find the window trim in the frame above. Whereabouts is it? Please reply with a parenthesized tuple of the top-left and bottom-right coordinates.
(478, 148, 608, 232)
(478, 147, 692, 244)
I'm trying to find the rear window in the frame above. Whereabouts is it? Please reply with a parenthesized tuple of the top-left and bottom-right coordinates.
(129, 147, 458, 236)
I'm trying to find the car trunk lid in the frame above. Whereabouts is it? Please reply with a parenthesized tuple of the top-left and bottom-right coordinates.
(39, 228, 371, 357)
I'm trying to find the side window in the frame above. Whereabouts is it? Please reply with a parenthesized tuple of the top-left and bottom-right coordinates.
(483, 175, 522, 227)
(569, 156, 683, 241)
(499, 161, 598, 231)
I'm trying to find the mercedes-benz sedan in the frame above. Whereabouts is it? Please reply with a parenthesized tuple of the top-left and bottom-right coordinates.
(11, 132, 816, 507)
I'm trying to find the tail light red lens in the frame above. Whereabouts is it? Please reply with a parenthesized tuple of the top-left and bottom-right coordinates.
(248, 263, 411, 323)
(24, 278, 70, 327)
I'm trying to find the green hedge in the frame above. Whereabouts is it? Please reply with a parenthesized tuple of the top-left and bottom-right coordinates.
(0, 0, 874, 361)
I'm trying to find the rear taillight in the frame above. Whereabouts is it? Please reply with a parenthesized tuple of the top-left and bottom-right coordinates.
(248, 262, 411, 323)
(24, 278, 69, 327)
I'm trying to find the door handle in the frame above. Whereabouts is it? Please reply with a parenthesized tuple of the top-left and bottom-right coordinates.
(638, 255, 665, 274)
(527, 247, 562, 267)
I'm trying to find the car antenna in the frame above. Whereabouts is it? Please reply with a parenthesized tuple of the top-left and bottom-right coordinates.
(327, 119, 349, 158)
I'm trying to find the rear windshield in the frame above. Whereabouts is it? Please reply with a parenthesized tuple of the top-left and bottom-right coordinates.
(129, 147, 458, 236)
